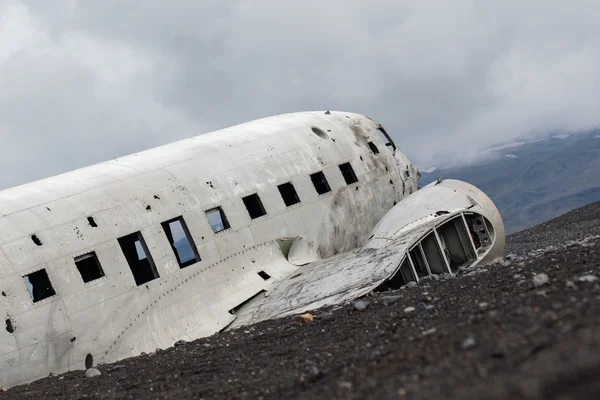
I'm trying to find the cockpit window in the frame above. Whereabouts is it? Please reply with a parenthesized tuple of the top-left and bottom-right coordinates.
(376, 127, 396, 151)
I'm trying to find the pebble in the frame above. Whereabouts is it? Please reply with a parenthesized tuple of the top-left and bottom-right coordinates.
(405, 281, 418, 288)
(85, 368, 101, 378)
(353, 300, 370, 311)
(381, 295, 403, 306)
(174, 340, 187, 347)
(577, 274, 599, 282)
(533, 273, 550, 287)
(404, 306, 416, 313)
(479, 302, 488, 310)
(461, 337, 476, 350)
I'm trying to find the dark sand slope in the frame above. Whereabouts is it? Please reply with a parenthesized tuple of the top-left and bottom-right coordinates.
(5, 201, 600, 400)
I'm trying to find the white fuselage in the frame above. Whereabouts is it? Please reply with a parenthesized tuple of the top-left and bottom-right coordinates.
(0, 111, 419, 387)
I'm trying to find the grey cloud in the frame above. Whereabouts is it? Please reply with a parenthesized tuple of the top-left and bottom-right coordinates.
(2, 0, 600, 189)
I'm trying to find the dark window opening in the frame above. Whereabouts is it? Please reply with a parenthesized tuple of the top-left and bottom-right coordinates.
(409, 246, 429, 278)
(339, 162, 358, 185)
(368, 141, 380, 154)
(377, 127, 397, 151)
(277, 182, 301, 207)
(85, 354, 93, 369)
(75, 252, 105, 283)
(118, 232, 159, 286)
(31, 234, 42, 246)
(438, 217, 477, 272)
(311, 126, 328, 139)
(258, 271, 271, 280)
(376, 257, 415, 292)
(205, 207, 231, 233)
(23, 269, 56, 303)
(310, 171, 331, 195)
(87, 217, 98, 227)
(5, 318, 14, 333)
(421, 233, 448, 274)
(162, 217, 200, 268)
(242, 193, 267, 220)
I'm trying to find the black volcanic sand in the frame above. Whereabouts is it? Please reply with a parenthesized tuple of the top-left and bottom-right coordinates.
(4, 201, 600, 400)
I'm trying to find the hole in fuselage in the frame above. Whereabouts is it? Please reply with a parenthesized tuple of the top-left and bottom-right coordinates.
(5, 318, 14, 334)
(85, 354, 93, 369)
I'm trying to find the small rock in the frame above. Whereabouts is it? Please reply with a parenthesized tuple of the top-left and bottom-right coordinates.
(107, 365, 126, 373)
(404, 306, 416, 313)
(405, 281, 418, 288)
(439, 273, 456, 280)
(202, 343, 212, 348)
(418, 276, 435, 285)
(85, 368, 101, 378)
(461, 337, 476, 350)
(422, 327, 436, 336)
(479, 302, 488, 310)
(381, 296, 402, 306)
(353, 300, 370, 311)
(415, 302, 430, 313)
(533, 273, 549, 288)
(1, 387, 7, 392)
(174, 340, 187, 347)
(316, 311, 334, 320)
(566, 280, 578, 290)
(577, 275, 599, 283)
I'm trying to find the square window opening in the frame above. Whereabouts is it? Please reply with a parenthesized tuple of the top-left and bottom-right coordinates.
(310, 171, 331, 195)
(339, 162, 358, 185)
(23, 269, 56, 303)
(118, 232, 159, 286)
(242, 193, 267, 219)
(75, 252, 105, 283)
(162, 217, 201, 268)
(368, 141, 380, 154)
(205, 207, 231, 233)
(258, 271, 271, 280)
(277, 182, 301, 207)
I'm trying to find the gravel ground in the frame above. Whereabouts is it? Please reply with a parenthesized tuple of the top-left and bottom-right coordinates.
(4, 201, 600, 399)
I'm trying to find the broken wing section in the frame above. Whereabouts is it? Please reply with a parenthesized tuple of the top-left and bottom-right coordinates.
(228, 179, 505, 329)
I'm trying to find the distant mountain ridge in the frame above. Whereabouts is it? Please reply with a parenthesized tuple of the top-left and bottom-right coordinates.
(418, 130, 600, 234)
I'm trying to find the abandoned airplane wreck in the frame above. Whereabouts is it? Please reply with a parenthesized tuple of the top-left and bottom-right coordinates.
(0, 111, 505, 388)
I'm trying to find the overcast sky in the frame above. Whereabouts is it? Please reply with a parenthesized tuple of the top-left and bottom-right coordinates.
(1, 0, 599, 189)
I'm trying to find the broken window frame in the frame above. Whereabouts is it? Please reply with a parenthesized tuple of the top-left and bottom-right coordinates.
(377, 127, 397, 151)
(242, 193, 267, 220)
(117, 231, 160, 286)
(310, 171, 332, 195)
(368, 141, 380, 154)
(23, 268, 56, 303)
(205, 206, 231, 234)
(338, 162, 359, 185)
(74, 251, 106, 283)
(161, 216, 201, 269)
(277, 182, 301, 207)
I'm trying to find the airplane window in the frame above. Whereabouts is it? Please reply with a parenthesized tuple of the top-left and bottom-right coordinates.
(368, 142, 380, 154)
(162, 217, 201, 268)
(277, 182, 301, 207)
(339, 162, 358, 185)
(23, 269, 56, 303)
(311, 126, 328, 139)
(242, 193, 267, 219)
(205, 207, 231, 233)
(310, 171, 331, 195)
(118, 232, 160, 285)
(377, 127, 397, 151)
(75, 252, 105, 283)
